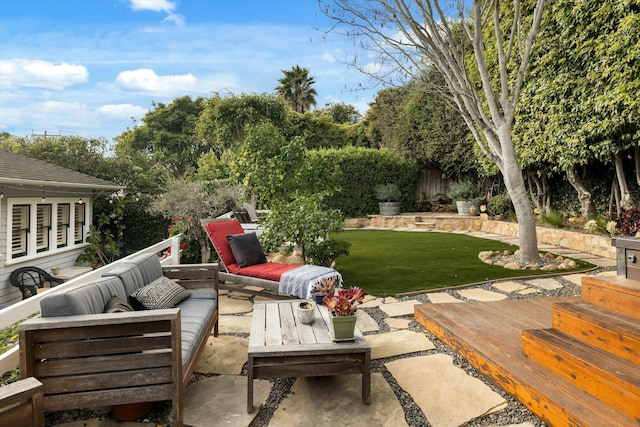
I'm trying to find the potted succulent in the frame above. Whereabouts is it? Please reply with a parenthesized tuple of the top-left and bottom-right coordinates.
(375, 183, 402, 216)
(447, 179, 482, 216)
(322, 286, 365, 340)
(311, 277, 337, 305)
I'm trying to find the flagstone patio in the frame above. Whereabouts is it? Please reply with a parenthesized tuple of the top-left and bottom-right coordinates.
(47, 228, 615, 427)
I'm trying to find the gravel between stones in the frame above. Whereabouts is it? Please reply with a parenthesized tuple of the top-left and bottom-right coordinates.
(45, 267, 611, 427)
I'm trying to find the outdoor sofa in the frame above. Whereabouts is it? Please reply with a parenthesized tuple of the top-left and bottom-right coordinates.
(18, 253, 219, 427)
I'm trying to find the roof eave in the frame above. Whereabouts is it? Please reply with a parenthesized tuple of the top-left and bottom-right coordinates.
(0, 177, 123, 191)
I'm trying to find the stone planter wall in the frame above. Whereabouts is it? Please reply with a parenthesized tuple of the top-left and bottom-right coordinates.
(479, 220, 616, 259)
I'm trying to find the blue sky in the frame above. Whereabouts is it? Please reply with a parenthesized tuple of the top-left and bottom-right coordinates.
(0, 0, 381, 142)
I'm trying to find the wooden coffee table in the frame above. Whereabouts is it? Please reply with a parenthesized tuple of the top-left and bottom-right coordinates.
(247, 299, 371, 413)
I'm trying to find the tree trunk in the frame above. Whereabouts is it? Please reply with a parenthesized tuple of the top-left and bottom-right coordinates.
(635, 146, 640, 187)
(566, 168, 597, 219)
(527, 172, 551, 215)
(614, 153, 635, 210)
(498, 129, 540, 265)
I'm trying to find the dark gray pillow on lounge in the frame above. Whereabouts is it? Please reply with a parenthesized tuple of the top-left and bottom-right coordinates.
(104, 296, 134, 313)
(128, 276, 191, 310)
(226, 232, 267, 267)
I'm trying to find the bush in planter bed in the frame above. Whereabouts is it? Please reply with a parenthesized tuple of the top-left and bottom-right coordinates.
(487, 194, 514, 217)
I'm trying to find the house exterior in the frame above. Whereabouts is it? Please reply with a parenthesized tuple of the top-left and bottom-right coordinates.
(0, 149, 121, 306)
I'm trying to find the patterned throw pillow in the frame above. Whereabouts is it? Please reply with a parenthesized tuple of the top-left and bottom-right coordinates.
(128, 276, 191, 310)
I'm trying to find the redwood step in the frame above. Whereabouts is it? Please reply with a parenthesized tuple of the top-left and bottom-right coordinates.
(522, 328, 640, 423)
(553, 301, 640, 365)
(581, 276, 640, 319)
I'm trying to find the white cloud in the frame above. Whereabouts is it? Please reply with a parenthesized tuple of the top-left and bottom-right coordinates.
(98, 104, 147, 120)
(128, 0, 176, 13)
(0, 59, 88, 90)
(129, 0, 184, 26)
(321, 53, 336, 63)
(113, 68, 198, 96)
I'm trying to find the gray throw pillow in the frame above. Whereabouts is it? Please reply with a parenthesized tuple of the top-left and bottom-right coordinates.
(128, 276, 190, 310)
(104, 296, 134, 313)
(226, 232, 267, 267)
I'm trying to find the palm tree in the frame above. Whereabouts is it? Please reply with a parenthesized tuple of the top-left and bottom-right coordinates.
(275, 66, 318, 113)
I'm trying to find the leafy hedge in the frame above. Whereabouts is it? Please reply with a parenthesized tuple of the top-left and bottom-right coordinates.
(305, 147, 419, 217)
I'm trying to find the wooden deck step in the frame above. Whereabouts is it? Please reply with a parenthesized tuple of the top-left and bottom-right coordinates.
(581, 276, 640, 319)
(415, 298, 637, 426)
(522, 328, 640, 422)
(552, 301, 640, 364)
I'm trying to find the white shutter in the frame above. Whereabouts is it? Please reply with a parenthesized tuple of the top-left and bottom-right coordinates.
(11, 205, 29, 257)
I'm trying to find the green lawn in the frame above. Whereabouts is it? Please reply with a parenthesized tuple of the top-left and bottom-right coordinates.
(333, 230, 594, 297)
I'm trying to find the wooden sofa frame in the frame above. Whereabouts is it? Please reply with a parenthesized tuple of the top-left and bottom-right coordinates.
(0, 377, 44, 427)
(18, 264, 218, 427)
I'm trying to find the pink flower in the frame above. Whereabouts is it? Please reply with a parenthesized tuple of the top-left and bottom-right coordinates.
(323, 286, 365, 317)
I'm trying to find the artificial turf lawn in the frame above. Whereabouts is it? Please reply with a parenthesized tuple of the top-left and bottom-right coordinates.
(333, 229, 594, 297)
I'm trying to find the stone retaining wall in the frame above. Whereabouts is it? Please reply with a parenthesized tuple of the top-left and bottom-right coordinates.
(344, 215, 615, 259)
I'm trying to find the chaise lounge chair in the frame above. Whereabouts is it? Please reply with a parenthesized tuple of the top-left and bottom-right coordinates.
(202, 219, 341, 299)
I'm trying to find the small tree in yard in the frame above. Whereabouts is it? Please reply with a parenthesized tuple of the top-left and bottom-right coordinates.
(230, 123, 348, 263)
(150, 179, 245, 263)
(321, 0, 545, 264)
(259, 193, 345, 263)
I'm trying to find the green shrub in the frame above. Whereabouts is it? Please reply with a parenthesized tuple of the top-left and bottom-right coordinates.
(305, 239, 351, 267)
(542, 210, 568, 228)
(374, 183, 402, 202)
(487, 194, 514, 217)
(447, 179, 480, 201)
(304, 147, 419, 217)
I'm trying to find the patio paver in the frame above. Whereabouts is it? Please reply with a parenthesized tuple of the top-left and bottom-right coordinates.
(427, 292, 464, 304)
(379, 299, 420, 317)
(357, 308, 381, 333)
(457, 288, 508, 301)
(195, 335, 248, 375)
(526, 278, 563, 291)
(219, 314, 253, 334)
(365, 330, 435, 359)
(218, 294, 255, 314)
(492, 281, 529, 293)
(184, 375, 271, 427)
(269, 373, 408, 427)
(384, 317, 412, 330)
(386, 354, 507, 427)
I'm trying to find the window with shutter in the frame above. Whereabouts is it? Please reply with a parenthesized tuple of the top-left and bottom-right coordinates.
(11, 205, 29, 258)
(74, 202, 85, 244)
(36, 204, 52, 252)
(57, 203, 70, 248)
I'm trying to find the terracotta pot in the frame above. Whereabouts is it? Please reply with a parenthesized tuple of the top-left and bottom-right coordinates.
(111, 401, 154, 421)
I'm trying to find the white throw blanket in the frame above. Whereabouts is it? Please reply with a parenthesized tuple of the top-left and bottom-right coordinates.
(279, 265, 343, 299)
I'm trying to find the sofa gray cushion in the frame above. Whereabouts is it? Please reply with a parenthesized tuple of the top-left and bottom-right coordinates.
(129, 276, 190, 310)
(40, 276, 127, 317)
(103, 253, 163, 295)
(175, 294, 217, 367)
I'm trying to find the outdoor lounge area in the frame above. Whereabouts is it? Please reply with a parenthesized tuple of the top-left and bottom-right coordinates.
(3, 222, 636, 427)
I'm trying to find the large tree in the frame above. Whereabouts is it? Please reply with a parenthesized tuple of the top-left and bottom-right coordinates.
(115, 95, 205, 178)
(321, 0, 545, 264)
(514, 0, 640, 216)
(275, 65, 318, 113)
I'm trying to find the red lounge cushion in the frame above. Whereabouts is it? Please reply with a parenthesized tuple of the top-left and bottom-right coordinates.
(205, 220, 244, 268)
(227, 262, 299, 282)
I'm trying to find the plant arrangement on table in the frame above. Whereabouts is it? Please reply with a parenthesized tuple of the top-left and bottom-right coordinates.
(322, 286, 365, 341)
(311, 277, 338, 304)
